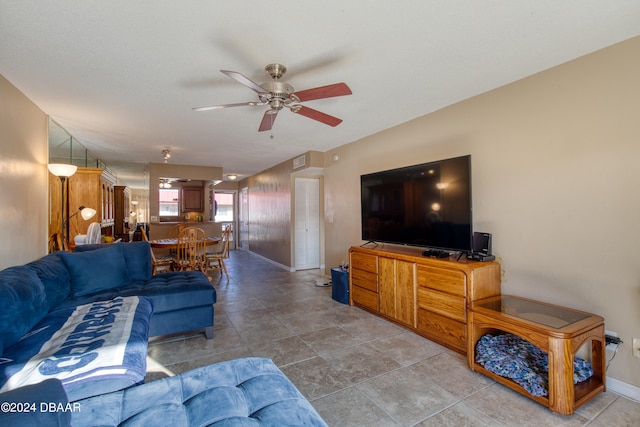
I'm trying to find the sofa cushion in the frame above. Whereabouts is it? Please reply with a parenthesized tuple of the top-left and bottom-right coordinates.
(0, 266, 48, 353)
(75, 242, 152, 282)
(72, 358, 328, 426)
(59, 244, 130, 297)
(26, 253, 71, 311)
(57, 271, 215, 314)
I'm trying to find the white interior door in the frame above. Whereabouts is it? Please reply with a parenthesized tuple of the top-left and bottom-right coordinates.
(239, 187, 249, 251)
(294, 178, 320, 270)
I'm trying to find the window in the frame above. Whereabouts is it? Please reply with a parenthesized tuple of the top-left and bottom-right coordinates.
(159, 189, 179, 216)
(214, 192, 234, 222)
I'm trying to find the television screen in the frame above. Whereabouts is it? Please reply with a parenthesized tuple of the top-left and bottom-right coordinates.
(360, 155, 472, 251)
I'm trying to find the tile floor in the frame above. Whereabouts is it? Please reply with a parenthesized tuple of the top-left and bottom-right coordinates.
(147, 250, 640, 426)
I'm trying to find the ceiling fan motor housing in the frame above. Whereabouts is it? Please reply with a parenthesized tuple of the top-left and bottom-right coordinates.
(260, 81, 295, 110)
(265, 63, 287, 80)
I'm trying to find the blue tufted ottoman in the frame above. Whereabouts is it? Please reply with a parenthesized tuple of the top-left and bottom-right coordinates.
(71, 357, 328, 426)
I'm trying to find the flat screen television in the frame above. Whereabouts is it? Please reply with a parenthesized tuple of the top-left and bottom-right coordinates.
(360, 155, 472, 252)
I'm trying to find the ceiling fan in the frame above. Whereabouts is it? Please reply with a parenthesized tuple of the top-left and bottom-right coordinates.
(193, 63, 352, 132)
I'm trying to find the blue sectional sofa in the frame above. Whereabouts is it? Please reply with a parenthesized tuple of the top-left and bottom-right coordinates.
(0, 241, 215, 401)
(0, 357, 328, 426)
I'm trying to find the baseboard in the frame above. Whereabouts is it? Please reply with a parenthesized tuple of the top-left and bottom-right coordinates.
(607, 376, 640, 402)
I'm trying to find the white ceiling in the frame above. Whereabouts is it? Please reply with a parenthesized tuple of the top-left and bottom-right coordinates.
(2, 1, 639, 188)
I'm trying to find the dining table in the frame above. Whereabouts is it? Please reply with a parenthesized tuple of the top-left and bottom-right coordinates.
(149, 236, 221, 249)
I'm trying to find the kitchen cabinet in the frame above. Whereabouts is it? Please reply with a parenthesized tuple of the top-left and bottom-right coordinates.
(181, 187, 204, 212)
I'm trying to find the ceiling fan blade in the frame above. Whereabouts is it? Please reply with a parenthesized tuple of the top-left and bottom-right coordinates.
(192, 101, 260, 111)
(258, 110, 278, 132)
(221, 70, 266, 93)
(292, 82, 352, 102)
(292, 105, 343, 127)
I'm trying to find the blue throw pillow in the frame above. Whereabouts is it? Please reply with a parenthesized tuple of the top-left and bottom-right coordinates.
(121, 241, 152, 282)
(0, 266, 48, 352)
(74, 242, 152, 282)
(59, 244, 131, 297)
(26, 252, 71, 311)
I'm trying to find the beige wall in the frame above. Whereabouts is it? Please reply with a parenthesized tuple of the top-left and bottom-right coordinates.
(0, 75, 49, 269)
(323, 36, 640, 387)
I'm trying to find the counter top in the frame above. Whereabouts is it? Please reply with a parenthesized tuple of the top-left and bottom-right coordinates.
(153, 221, 213, 225)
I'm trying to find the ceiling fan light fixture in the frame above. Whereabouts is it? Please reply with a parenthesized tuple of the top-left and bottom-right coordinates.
(289, 93, 300, 103)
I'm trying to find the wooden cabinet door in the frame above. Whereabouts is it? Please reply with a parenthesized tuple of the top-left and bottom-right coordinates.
(379, 257, 416, 327)
(396, 260, 416, 327)
(182, 187, 204, 212)
(378, 257, 396, 318)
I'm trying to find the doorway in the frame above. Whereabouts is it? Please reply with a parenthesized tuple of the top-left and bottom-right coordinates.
(294, 177, 320, 270)
(213, 190, 237, 250)
(239, 187, 249, 251)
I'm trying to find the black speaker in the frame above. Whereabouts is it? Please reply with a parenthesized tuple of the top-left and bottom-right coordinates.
(473, 232, 492, 255)
(468, 232, 495, 261)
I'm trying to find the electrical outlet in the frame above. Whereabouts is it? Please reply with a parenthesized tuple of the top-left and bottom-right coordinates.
(633, 338, 640, 358)
(605, 330, 620, 351)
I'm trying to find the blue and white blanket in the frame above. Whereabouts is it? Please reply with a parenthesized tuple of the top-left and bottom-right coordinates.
(475, 333, 593, 397)
(0, 296, 153, 401)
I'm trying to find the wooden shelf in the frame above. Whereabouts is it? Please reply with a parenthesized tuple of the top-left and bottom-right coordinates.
(468, 295, 606, 415)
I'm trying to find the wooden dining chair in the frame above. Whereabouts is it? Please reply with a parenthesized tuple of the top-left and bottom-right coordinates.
(48, 232, 64, 253)
(174, 226, 207, 273)
(168, 223, 186, 239)
(140, 228, 173, 274)
(206, 225, 231, 278)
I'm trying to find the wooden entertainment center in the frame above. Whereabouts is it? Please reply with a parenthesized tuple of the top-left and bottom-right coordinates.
(349, 245, 501, 354)
(349, 244, 606, 414)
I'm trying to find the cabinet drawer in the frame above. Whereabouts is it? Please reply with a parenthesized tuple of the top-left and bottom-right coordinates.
(351, 252, 378, 274)
(416, 265, 466, 296)
(352, 285, 379, 311)
(417, 308, 466, 352)
(417, 288, 466, 322)
(351, 268, 378, 292)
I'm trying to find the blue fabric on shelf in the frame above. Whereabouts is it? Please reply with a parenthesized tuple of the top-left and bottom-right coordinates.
(60, 243, 131, 297)
(475, 333, 593, 397)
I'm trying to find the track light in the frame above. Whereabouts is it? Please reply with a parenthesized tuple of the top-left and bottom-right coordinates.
(162, 148, 171, 163)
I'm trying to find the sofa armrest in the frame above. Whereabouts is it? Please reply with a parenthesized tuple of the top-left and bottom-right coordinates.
(0, 379, 71, 427)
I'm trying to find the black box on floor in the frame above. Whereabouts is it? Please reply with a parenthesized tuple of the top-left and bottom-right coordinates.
(330, 267, 349, 304)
